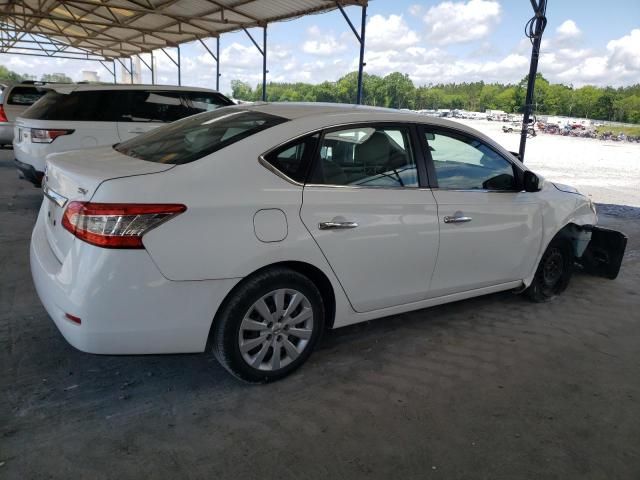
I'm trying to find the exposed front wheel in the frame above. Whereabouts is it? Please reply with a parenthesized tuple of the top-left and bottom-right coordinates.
(525, 237, 573, 302)
(211, 268, 325, 383)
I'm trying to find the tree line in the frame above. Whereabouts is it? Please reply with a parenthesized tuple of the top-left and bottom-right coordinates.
(232, 72, 640, 124)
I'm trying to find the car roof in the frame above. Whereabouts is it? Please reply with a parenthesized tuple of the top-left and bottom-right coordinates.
(40, 84, 222, 95)
(240, 102, 481, 133)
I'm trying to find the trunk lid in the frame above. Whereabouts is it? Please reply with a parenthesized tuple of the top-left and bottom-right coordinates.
(42, 146, 174, 261)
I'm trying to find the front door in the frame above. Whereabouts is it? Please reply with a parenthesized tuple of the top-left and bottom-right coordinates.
(300, 124, 439, 313)
(421, 127, 543, 297)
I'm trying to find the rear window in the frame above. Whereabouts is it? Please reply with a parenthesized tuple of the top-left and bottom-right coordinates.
(21, 89, 233, 122)
(114, 108, 287, 165)
(7, 86, 47, 106)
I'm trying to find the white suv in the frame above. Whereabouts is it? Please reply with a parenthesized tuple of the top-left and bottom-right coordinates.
(14, 84, 233, 184)
(0, 82, 49, 147)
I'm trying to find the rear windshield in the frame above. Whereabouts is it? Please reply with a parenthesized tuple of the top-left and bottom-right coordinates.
(114, 108, 287, 164)
(7, 86, 47, 106)
(21, 89, 233, 122)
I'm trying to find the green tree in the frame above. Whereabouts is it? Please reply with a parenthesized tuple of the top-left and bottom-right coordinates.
(40, 73, 72, 83)
(0, 65, 23, 82)
(230, 80, 254, 100)
(226, 71, 640, 124)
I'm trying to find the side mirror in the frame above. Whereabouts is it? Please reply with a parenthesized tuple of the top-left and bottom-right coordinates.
(523, 171, 541, 192)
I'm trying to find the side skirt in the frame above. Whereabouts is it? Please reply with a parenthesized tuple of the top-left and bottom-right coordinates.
(333, 281, 524, 329)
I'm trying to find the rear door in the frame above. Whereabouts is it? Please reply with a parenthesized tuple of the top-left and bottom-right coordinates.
(420, 126, 543, 297)
(300, 123, 439, 313)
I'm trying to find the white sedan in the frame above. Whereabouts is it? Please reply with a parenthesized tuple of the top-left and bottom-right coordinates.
(31, 103, 626, 382)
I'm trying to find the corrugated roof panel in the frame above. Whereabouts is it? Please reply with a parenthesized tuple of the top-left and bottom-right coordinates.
(0, 0, 367, 59)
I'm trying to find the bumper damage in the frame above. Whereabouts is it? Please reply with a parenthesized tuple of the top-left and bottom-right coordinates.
(577, 226, 628, 280)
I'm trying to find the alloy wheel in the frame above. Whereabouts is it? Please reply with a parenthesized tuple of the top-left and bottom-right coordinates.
(238, 289, 314, 371)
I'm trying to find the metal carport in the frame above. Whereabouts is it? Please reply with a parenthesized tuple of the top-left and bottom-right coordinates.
(0, 0, 369, 103)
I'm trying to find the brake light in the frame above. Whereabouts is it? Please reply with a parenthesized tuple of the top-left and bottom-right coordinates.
(62, 202, 186, 249)
(0, 106, 7, 122)
(31, 128, 74, 143)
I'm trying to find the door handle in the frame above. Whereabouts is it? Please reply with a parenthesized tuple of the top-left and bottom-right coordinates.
(318, 221, 359, 230)
(127, 128, 147, 134)
(443, 215, 472, 224)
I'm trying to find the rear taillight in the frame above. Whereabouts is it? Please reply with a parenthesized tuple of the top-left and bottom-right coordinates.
(62, 202, 186, 249)
(0, 106, 7, 122)
(31, 128, 74, 143)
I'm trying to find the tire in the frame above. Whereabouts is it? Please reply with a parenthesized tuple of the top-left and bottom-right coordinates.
(211, 267, 325, 383)
(525, 237, 574, 302)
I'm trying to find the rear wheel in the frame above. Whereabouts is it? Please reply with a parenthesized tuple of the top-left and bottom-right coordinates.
(211, 268, 325, 383)
(525, 237, 573, 302)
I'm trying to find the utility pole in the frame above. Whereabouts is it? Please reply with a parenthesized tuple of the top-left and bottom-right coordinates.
(518, 0, 547, 162)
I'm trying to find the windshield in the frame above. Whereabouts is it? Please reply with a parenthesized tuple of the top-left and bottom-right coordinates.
(114, 108, 287, 164)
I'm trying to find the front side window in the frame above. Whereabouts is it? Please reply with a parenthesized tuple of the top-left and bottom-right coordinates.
(7, 86, 47, 106)
(309, 126, 418, 187)
(425, 130, 516, 190)
(115, 108, 287, 164)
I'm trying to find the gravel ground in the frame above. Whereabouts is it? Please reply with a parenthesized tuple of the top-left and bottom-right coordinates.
(1, 147, 639, 480)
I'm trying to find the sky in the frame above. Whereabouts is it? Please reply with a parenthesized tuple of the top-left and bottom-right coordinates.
(1, 0, 639, 95)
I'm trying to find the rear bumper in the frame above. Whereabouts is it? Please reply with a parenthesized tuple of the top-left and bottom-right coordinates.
(13, 158, 44, 187)
(30, 206, 240, 354)
(0, 123, 14, 144)
(14, 157, 44, 186)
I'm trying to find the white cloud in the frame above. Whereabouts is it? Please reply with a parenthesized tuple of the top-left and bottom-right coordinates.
(424, 0, 501, 45)
(408, 4, 422, 16)
(366, 14, 420, 50)
(607, 28, 640, 71)
(556, 20, 581, 40)
(302, 25, 347, 56)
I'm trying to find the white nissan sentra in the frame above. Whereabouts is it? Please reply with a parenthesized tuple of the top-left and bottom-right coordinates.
(31, 103, 627, 382)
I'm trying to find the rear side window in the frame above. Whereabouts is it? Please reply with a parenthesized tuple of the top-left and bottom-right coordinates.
(262, 135, 319, 183)
(21, 91, 113, 120)
(7, 86, 47, 106)
(115, 108, 287, 164)
(22, 90, 232, 122)
(121, 90, 231, 123)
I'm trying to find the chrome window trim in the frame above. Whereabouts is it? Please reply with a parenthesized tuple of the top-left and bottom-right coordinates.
(304, 183, 422, 191)
(42, 183, 68, 208)
(257, 155, 304, 187)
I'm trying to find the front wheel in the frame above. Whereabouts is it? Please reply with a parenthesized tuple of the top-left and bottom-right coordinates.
(525, 237, 574, 302)
(211, 268, 325, 383)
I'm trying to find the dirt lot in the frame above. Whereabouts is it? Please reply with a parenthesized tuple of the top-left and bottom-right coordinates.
(1, 148, 639, 480)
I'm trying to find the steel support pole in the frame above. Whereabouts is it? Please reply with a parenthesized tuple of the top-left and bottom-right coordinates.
(518, 0, 547, 162)
(216, 37, 220, 91)
(262, 26, 267, 101)
(177, 45, 181, 86)
(356, 5, 367, 105)
(150, 51, 155, 84)
(129, 57, 133, 84)
(112, 60, 116, 84)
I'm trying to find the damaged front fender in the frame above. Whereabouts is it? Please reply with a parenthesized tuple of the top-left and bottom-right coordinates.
(577, 226, 628, 280)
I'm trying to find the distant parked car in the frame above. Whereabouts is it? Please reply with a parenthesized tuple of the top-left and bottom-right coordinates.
(503, 122, 536, 136)
(31, 103, 626, 382)
(0, 81, 49, 147)
(14, 84, 234, 185)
